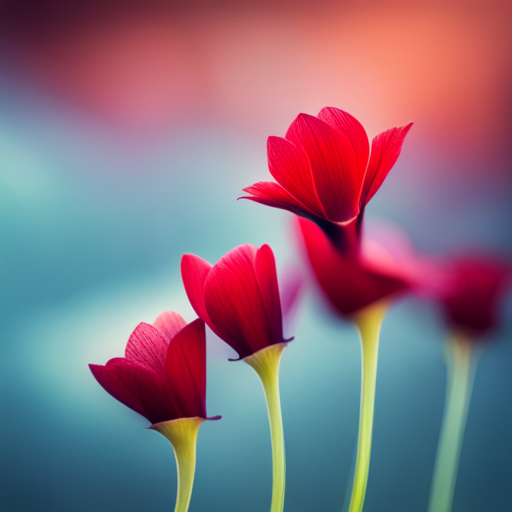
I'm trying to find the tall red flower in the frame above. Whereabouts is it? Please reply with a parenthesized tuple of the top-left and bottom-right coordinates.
(89, 312, 220, 425)
(181, 244, 289, 360)
(440, 257, 511, 338)
(298, 217, 447, 512)
(242, 107, 412, 250)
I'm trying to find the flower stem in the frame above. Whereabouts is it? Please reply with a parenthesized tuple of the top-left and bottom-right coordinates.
(244, 343, 287, 512)
(151, 417, 204, 512)
(347, 302, 388, 512)
(428, 332, 479, 512)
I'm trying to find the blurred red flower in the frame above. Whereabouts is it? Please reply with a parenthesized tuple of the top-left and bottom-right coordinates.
(441, 257, 511, 338)
(181, 244, 290, 360)
(243, 107, 412, 251)
(90, 312, 220, 425)
(298, 217, 441, 317)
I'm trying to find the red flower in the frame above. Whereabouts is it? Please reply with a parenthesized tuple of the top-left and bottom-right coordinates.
(90, 312, 220, 425)
(181, 244, 289, 360)
(298, 217, 439, 317)
(242, 107, 412, 250)
(441, 257, 511, 337)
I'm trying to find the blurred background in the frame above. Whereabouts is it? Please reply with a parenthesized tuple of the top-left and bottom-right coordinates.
(1, 1, 511, 511)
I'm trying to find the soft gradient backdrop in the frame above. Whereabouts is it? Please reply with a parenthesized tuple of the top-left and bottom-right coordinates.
(1, 1, 511, 511)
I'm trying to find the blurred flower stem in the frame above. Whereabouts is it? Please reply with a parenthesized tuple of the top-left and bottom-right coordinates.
(348, 302, 388, 512)
(428, 333, 480, 512)
(152, 418, 204, 512)
(245, 343, 287, 512)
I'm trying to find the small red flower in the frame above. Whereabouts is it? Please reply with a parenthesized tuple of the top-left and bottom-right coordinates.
(181, 244, 290, 360)
(441, 257, 511, 337)
(90, 312, 220, 425)
(298, 217, 439, 317)
(242, 107, 412, 250)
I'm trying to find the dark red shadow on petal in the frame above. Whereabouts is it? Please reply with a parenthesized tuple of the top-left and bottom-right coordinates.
(89, 358, 174, 424)
(165, 318, 208, 419)
(298, 217, 408, 317)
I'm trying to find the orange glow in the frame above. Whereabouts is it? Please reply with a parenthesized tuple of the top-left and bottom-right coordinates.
(4, 3, 512, 156)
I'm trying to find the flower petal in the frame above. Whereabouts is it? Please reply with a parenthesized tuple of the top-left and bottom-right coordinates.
(361, 123, 413, 206)
(298, 218, 407, 316)
(285, 113, 361, 222)
(153, 311, 187, 345)
(90, 358, 172, 424)
(443, 257, 511, 335)
(267, 136, 325, 217)
(254, 244, 285, 342)
(317, 107, 370, 178)
(165, 318, 207, 419)
(124, 322, 169, 375)
(181, 254, 214, 326)
(241, 181, 314, 219)
(204, 245, 282, 359)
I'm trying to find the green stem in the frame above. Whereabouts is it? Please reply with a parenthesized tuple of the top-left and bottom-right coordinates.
(245, 343, 287, 512)
(151, 417, 203, 512)
(428, 332, 480, 512)
(348, 302, 388, 512)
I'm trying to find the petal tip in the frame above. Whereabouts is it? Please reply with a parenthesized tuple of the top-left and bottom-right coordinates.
(403, 122, 414, 133)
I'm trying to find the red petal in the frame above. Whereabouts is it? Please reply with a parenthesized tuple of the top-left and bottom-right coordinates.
(361, 123, 413, 206)
(204, 245, 282, 358)
(90, 361, 147, 419)
(241, 181, 314, 219)
(298, 218, 407, 316)
(317, 107, 370, 179)
(254, 244, 285, 343)
(90, 358, 172, 424)
(285, 113, 361, 222)
(153, 311, 187, 345)
(165, 318, 207, 418)
(124, 322, 169, 375)
(267, 136, 325, 217)
(181, 254, 214, 326)
(443, 257, 511, 335)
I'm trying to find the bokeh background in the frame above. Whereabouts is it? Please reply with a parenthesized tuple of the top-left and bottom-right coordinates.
(1, 1, 511, 511)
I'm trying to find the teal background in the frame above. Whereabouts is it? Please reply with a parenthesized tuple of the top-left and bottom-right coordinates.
(1, 3, 512, 511)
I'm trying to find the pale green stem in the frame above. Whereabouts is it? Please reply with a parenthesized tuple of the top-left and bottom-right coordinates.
(428, 332, 480, 512)
(348, 302, 388, 512)
(151, 417, 203, 512)
(245, 343, 287, 512)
